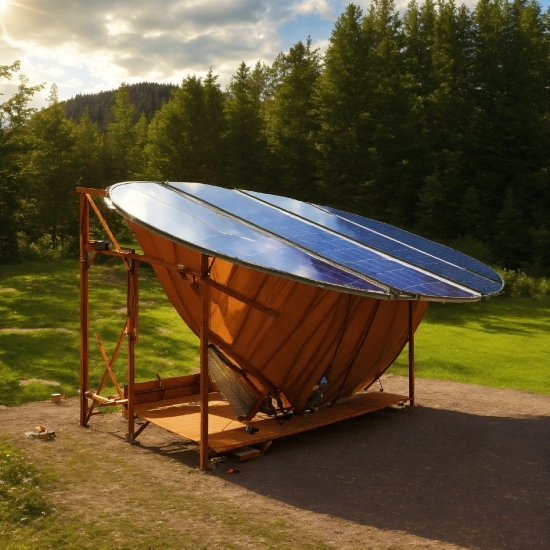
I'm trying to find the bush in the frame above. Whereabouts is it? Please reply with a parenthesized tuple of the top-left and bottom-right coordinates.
(16, 233, 75, 262)
(496, 268, 550, 298)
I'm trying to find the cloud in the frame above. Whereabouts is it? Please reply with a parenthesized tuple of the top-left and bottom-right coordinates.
(4, 0, 494, 106)
(293, 0, 336, 19)
(1, 1, 286, 77)
(0, 1, 317, 105)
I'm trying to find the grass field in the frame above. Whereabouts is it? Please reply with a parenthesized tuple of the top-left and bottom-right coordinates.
(0, 260, 549, 407)
(1, 260, 549, 550)
(389, 296, 550, 395)
(0, 259, 200, 406)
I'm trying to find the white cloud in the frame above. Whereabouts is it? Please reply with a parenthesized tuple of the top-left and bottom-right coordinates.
(293, 0, 335, 19)
(1, 0, 301, 105)
(2, 0, 495, 108)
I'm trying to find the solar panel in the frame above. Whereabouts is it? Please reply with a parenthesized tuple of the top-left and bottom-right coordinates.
(108, 181, 503, 301)
(166, 182, 481, 300)
(241, 190, 502, 295)
(108, 182, 386, 296)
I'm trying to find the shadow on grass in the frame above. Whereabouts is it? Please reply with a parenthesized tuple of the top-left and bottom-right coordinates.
(424, 298, 550, 335)
(217, 405, 550, 550)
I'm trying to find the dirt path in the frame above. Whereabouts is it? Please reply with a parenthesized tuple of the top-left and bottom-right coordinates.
(0, 375, 548, 550)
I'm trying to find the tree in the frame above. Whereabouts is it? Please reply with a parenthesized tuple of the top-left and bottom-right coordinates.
(267, 38, 322, 200)
(224, 62, 270, 190)
(0, 62, 44, 261)
(73, 108, 104, 189)
(105, 84, 147, 183)
(146, 73, 225, 183)
(314, 3, 369, 209)
(22, 84, 79, 246)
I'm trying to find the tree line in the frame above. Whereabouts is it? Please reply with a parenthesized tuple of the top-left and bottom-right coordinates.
(63, 82, 178, 132)
(0, 0, 548, 274)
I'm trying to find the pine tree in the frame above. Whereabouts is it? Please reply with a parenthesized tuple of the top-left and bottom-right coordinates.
(22, 85, 79, 246)
(0, 62, 44, 261)
(73, 109, 104, 189)
(105, 84, 145, 183)
(146, 74, 225, 183)
(267, 38, 322, 200)
(224, 62, 270, 190)
(202, 70, 226, 185)
(314, 3, 369, 209)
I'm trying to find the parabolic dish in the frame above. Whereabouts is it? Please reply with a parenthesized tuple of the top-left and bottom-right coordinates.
(108, 181, 503, 302)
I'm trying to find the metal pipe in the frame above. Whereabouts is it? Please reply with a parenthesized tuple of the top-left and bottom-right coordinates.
(199, 254, 211, 470)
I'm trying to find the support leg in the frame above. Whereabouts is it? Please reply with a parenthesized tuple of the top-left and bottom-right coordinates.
(79, 193, 90, 426)
(408, 300, 415, 407)
(199, 254, 211, 470)
(126, 259, 138, 442)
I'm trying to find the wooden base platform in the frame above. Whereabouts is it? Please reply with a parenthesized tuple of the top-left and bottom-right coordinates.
(141, 391, 408, 454)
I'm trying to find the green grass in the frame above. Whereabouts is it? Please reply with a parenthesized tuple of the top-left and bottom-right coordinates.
(1, 260, 549, 406)
(0, 259, 200, 406)
(389, 297, 550, 395)
(0, 439, 50, 525)
(0, 437, 335, 550)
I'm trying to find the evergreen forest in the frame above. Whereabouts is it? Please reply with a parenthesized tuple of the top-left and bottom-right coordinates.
(0, 0, 548, 275)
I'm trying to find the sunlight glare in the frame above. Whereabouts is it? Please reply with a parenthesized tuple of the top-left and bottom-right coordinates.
(0, 0, 9, 13)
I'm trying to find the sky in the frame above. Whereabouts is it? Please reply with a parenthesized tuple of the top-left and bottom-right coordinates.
(1, 0, 549, 108)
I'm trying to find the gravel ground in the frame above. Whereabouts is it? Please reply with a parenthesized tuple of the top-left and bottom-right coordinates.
(0, 374, 548, 550)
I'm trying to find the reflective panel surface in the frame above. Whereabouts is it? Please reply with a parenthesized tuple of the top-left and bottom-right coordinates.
(108, 181, 503, 301)
(243, 190, 502, 295)
(109, 182, 385, 295)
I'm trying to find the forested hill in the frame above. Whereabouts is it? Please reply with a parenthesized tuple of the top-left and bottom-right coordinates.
(62, 82, 177, 130)
(1, 0, 549, 276)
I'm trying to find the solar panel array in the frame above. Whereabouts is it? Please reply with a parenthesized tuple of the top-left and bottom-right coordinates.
(108, 181, 503, 302)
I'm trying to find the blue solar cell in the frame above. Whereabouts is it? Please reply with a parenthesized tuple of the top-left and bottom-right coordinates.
(322, 206, 501, 283)
(166, 182, 478, 300)
(243, 190, 502, 295)
(109, 182, 385, 295)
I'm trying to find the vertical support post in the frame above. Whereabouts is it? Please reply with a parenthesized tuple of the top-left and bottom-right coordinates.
(408, 300, 415, 406)
(126, 258, 138, 442)
(199, 254, 211, 471)
(79, 193, 90, 426)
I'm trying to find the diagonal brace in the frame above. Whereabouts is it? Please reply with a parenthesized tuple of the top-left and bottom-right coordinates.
(95, 331, 125, 399)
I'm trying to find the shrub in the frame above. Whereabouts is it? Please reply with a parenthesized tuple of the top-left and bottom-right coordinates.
(16, 233, 75, 262)
(496, 268, 550, 298)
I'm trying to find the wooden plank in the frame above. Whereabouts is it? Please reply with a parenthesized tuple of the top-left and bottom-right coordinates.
(134, 392, 223, 414)
(79, 193, 90, 427)
(207, 278, 279, 318)
(232, 447, 261, 461)
(409, 300, 415, 406)
(133, 374, 201, 393)
(76, 187, 107, 196)
(141, 392, 409, 454)
(199, 253, 210, 471)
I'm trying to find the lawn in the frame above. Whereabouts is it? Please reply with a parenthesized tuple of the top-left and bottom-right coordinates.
(0, 259, 200, 406)
(1, 260, 549, 407)
(389, 296, 550, 395)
